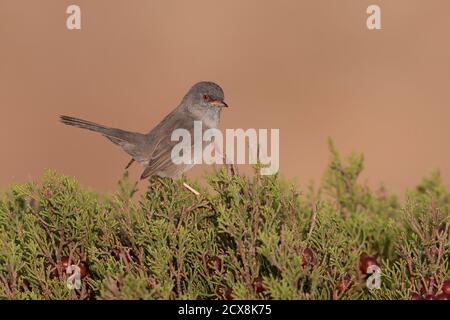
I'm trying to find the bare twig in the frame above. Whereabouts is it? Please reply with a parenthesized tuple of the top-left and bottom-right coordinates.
(183, 182, 200, 196)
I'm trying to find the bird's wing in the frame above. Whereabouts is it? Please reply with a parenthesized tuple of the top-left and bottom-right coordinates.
(140, 111, 197, 180)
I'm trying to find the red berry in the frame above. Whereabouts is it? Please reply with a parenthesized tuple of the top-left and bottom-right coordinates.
(302, 248, 316, 267)
(78, 261, 88, 279)
(410, 292, 422, 300)
(436, 293, 449, 300)
(254, 276, 265, 294)
(442, 280, 450, 297)
(424, 294, 437, 300)
(336, 274, 352, 293)
(52, 256, 70, 278)
(60, 256, 70, 270)
(207, 256, 222, 274)
(225, 287, 233, 300)
(359, 254, 378, 274)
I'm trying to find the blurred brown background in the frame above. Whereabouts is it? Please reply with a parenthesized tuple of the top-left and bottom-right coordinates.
(1, 0, 449, 194)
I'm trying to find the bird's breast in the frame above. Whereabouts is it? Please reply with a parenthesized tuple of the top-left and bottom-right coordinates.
(201, 109, 221, 129)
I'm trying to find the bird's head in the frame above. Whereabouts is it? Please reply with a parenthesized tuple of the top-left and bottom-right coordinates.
(184, 81, 229, 111)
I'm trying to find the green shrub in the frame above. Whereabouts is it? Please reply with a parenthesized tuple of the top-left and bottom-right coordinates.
(0, 143, 448, 300)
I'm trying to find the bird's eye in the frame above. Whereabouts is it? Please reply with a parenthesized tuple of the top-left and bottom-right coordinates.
(202, 94, 209, 101)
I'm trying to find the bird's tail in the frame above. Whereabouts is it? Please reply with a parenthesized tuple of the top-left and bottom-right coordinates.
(60, 115, 147, 163)
(60, 115, 109, 134)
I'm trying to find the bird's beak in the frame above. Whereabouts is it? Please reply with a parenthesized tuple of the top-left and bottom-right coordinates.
(211, 100, 229, 108)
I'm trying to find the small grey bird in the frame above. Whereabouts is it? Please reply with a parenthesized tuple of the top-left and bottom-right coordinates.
(60, 81, 228, 181)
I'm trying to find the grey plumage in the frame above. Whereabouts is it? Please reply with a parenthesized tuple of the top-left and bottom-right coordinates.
(60, 81, 228, 180)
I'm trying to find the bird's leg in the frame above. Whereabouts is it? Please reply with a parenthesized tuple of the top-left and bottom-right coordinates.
(125, 158, 135, 170)
(213, 140, 237, 176)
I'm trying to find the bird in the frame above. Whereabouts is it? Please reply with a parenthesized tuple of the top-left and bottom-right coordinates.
(60, 81, 229, 192)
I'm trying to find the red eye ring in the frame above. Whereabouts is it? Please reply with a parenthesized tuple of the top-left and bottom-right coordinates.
(203, 93, 209, 101)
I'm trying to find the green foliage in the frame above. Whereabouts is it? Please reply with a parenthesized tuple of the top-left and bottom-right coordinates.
(0, 143, 448, 300)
